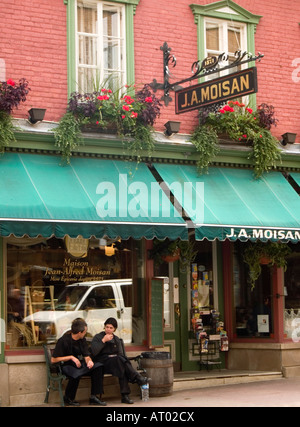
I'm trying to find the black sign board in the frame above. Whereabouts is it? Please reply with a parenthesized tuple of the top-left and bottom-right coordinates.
(175, 67, 257, 114)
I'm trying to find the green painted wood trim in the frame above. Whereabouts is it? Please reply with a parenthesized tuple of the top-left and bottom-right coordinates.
(0, 238, 4, 363)
(125, 4, 136, 86)
(64, 0, 140, 96)
(11, 130, 300, 171)
(65, 0, 77, 96)
(190, 0, 262, 25)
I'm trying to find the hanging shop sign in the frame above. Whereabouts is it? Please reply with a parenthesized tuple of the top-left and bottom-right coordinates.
(175, 67, 258, 114)
(150, 42, 263, 107)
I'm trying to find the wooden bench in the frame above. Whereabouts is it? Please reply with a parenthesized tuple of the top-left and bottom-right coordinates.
(43, 342, 146, 406)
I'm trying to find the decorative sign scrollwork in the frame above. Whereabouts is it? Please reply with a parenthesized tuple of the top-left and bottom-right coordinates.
(150, 42, 264, 107)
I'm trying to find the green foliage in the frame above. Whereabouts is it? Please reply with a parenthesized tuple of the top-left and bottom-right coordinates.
(0, 111, 16, 154)
(53, 112, 82, 165)
(150, 238, 197, 272)
(190, 126, 220, 174)
(125, 122, 155, 169)
(243, 242, 291, 290)
(192, 101, 282, 178)
(249, 129, 282, 179)
(54, 83, 161, 165)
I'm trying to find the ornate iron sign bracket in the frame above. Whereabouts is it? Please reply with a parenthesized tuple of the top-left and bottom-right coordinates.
(150, 42, 264, 107)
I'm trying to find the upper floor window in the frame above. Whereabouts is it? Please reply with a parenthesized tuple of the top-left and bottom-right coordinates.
(205, 19, 247, 76)
(77, 1, 126, 92)
(190, 0, 261, 106)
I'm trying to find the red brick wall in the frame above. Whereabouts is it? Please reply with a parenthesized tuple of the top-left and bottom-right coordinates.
(0, 0, 67, 122)
(0, 0, 299, 142)
(134, 0, 300, 142)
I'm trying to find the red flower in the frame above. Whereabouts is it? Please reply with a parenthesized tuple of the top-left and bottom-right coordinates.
(221, 105, 234, 112)
(242, 134, 247, 138)
(6, 79, 15, 86)
(122, 105, 130, 111)
(131, 112, 138, 118)
(246, 107, 253, 114)
(145, 96, 153, 103)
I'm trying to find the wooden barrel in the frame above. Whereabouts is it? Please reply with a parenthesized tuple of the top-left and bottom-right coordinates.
(140, 352, 173, 397)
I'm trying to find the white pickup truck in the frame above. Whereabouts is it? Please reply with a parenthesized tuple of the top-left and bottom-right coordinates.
(23, 279, 132, 343)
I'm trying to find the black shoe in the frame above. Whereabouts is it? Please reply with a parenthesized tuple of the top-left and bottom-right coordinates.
(89, 395, 107, 406)
(135, 374, 148, 386)
(64, 396, 80, 406)
(121, 394, 134, 404)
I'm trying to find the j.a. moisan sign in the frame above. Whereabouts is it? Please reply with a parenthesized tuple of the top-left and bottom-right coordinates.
(175, 67, 257, 114)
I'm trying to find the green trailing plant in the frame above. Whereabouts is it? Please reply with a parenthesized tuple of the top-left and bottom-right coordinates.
(191, 101, 281, 178)
(53, 112, 82, 164)
(249, 129, 282, 179)
(0, 111, 17, 153)
(150, 238, 197, 272)
(54, 83, 161, 165)
(243, 241, 291, 290)
(189, 126, 220, 174)
(125, 122, 155, 169)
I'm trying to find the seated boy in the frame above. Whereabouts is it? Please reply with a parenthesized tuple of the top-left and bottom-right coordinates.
(51, 317, 106, 406)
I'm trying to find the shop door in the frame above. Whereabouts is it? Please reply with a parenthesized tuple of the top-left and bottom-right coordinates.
(164, 262, 201, 371)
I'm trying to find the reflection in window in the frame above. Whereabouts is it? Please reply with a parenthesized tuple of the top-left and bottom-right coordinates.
(284, 246, 300, 338)
(5, 236, 140, 347)
(233, 242, 273, 338)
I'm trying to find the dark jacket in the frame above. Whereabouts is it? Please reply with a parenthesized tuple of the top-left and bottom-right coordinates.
(91, 331, 124, 362)
(52, 331, 91, 364)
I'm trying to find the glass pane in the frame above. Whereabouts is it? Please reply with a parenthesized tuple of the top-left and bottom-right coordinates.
(6, 237, 139, 347)
(77, 5, 97, 34)
(206, 25, 219, 51)
(78, 66, 97, 93)
(103, 38, 121, 71)
(284, 247, 300, 338)
(80, 286, 116, 309)
(78, 35, 97, 66)
(120, 284, 133, 308)
(103, 9, 121, 38)
(228, 27, 241, 54)
(233, 242, 273, 338)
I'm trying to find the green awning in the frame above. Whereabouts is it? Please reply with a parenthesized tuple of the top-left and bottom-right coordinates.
(0, 153, 188, 240)
(154, 164, 300, 242)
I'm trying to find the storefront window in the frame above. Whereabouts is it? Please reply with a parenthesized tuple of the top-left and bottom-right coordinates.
(283, 244, 300, 339)
(233, 241, 273, 338)
(6, 236, 146, 348)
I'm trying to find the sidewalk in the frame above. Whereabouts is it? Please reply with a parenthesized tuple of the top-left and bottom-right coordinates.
(33, 376, 300, 407)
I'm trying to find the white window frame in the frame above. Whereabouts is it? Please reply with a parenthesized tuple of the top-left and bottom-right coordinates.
(204, 17, 247, 77)
(75, 0, 126, 92)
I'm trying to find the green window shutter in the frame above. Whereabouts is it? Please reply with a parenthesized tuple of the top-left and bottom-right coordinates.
(64, 0, 141, 96)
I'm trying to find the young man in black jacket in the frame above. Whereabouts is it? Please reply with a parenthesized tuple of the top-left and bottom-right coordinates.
(51, 318, 106, 406)
(91, 317, 147, 404)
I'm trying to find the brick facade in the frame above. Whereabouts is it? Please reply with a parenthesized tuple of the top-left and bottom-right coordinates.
(0, 0, 299, 141)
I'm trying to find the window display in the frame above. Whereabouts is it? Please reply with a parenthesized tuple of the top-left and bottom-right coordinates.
(6, 236, 146, 348)
(190, 241, 228, 367)
(233, 241, 273, 338)
(283, 245, 300, 339)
